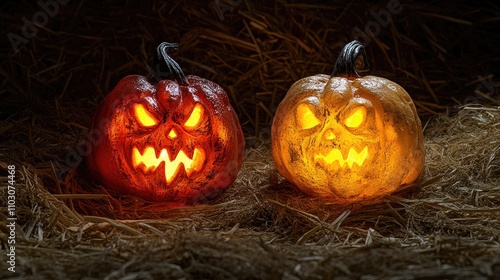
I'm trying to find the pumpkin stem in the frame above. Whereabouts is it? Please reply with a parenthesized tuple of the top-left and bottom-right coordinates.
(154, 42, 187, 84)
(332, 40, 370, 78)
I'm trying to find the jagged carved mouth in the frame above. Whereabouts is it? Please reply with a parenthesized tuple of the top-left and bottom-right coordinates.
(132, 146, 206, 184)
(314, 146, 368, 169)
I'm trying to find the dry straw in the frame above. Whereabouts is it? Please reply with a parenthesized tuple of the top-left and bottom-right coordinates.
(1, 105, 499, 279)
(1, 0, 500, 279)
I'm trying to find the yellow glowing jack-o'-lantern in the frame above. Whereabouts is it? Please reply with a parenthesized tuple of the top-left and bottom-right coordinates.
(271, 40, 425, 201)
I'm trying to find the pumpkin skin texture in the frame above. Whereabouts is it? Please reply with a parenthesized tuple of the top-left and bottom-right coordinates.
(86, 43, 244, 203)
(271, 41, 424, 202)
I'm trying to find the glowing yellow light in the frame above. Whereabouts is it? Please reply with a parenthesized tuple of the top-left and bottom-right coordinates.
(297, 103, 320, 129)
(345, 107, 365, 128)
(345, 146, 369, 168)
(315, 146, 369, 168)
(132, 146, 206, 184)
(132, 147, 159, 170)
(184, 104, 203, 128)
(179, 149, 206, 177)
(325, 131, 336, 140)
(134, 104, 158, 127)
(168, 129, 177, 139)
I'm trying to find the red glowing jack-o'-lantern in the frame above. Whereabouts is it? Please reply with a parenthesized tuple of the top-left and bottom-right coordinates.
(86, 42, 244, 203)
(271, 40, 425, 202)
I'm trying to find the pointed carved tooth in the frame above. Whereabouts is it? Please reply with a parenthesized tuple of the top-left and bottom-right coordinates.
(132, 146, 205, 184)
(186, 148, 206, 175)
(346, 146, 368, 168)
(132, 147, 141, 168)
(132, 147, 167, 171)
(315, 146, 369, 169)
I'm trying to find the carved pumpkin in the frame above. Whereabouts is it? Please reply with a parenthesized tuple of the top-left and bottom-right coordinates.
(271, 40, 425, 201)
(86, 42, 244, 203)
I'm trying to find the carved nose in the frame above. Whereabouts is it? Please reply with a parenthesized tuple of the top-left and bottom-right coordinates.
(168, 128, 178, 139)
(324, 129, 336, 140)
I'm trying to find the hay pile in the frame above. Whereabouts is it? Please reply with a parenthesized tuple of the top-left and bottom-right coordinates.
(1, 0, 500, 279)
(1, 105, 499, 279)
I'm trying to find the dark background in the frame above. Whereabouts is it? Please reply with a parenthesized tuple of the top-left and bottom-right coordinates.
(2, 0, 499, 140)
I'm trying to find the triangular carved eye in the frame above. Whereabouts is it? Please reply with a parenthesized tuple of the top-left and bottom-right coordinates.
(184, 104, 203, 128)
(345, 107, 365, 128)
(134, 104, 158, 127)
(297, 103, 320, 130)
